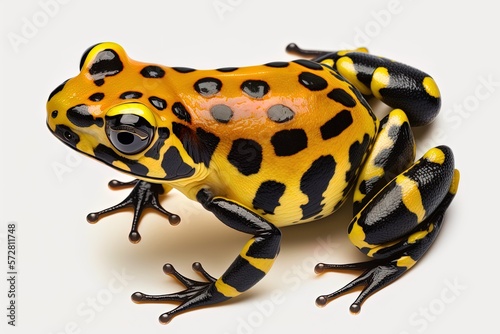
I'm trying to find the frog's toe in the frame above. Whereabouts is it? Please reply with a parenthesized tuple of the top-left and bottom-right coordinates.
(315, 260, 406, 313)
(132, 262, 227, 324)
(86, 179, 180, 243)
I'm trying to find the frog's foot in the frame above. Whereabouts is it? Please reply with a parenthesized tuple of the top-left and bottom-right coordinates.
(315, 259, 405, 313)
(132, 262, 229, 324)
(86, 179, 180, 243)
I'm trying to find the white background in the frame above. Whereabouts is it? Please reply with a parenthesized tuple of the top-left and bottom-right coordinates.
(1, 0, 498, 333)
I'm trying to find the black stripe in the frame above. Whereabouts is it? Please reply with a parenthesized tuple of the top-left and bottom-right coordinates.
(300, 155, 336, 220)
(172, 123, 220, 167)
(357, 181, 418, 247)
(161, 146, 195, 180)
(220, 256, 266, 293)
(327, 88, 357, 107)
(94, 144, 149, 176)
(403, 147, 454, 215)
(252, 181, 286, 214)
(144, 127, 170, 160)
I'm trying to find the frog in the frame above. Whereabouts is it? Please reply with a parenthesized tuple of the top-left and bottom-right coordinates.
(46, 41, 460, 324)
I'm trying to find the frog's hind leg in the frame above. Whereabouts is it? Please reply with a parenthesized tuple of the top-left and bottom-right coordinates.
(286, 42, 441, 126)
(316, 144, 459, 313)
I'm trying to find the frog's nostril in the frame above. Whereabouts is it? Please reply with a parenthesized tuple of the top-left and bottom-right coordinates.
(64, 130, 73, 140)
(51, 110, 58, 118)
(54, 124, 80, 147)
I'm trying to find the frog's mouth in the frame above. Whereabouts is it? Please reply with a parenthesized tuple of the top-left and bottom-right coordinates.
(47, 121, 97, 158)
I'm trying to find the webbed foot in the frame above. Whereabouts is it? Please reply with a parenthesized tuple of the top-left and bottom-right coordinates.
(86, 179, 180, 243)
(315, 260, 405, 313)
(132, 262, 228, 324)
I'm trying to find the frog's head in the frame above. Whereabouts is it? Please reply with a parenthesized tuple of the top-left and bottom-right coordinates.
(46, 43, 197, 182)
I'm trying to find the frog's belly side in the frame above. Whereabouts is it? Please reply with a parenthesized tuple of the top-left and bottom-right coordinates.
(208, 115, 376, 227)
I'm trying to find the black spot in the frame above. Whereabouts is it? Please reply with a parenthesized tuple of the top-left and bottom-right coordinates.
(48, 79, 69, 102)
(241, 80, 270, 99)
(271, 129, 308, 156)
(162, 146, 195, 180)
(89, 92, 105, 102)
(217, 67, 238, 72)
(327, 88, 357, 108)
(94, 144, 149, 176)
(88, 49, 123, 84)
(300, 155, 336, 220)
(228, 139, 263, 176)
(264, 61, 289, 68)
(51, 110, 58, 118)
(172, 67, 196, 74)
(210, 104, 233, 123)
(140, 65, 165, 78)
(320, 110, 353, 140)
(267, 104, 295, 123)
(144, 127, 170, 160)
(349, 85, 373, 117)
(120, 91, 143, 99)
(293, 59, 323, 70)
(298, 72, 328, 91)
(172, 102, 191, 123)
(194, 77, 222, 97)
(149, 96, 167, 110)
(172, 123, 220, 167)
(67, 104, 103, 128)
(253, 181, 286, 214)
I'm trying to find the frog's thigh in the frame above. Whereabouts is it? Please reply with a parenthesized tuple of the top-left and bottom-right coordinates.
(353, 109, 415, 214)
(349, 146, 456, 259)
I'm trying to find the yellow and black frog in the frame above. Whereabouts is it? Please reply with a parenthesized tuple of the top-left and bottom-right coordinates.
(46, 42, 459, 324)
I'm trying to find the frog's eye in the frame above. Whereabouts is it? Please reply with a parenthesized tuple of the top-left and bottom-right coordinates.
(105, 103, 156, 155)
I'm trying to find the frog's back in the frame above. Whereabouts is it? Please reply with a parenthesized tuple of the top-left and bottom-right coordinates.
(170, 61, 378, 226)
(47, 43, 378, 227)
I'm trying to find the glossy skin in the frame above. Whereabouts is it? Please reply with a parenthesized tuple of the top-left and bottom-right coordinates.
(46, 42, 459, 323)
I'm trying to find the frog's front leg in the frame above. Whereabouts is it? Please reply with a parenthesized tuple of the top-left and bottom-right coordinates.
(316, 146, 460, 313)
(132, 188, 281, 324)
(86, 179, 180, 243)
